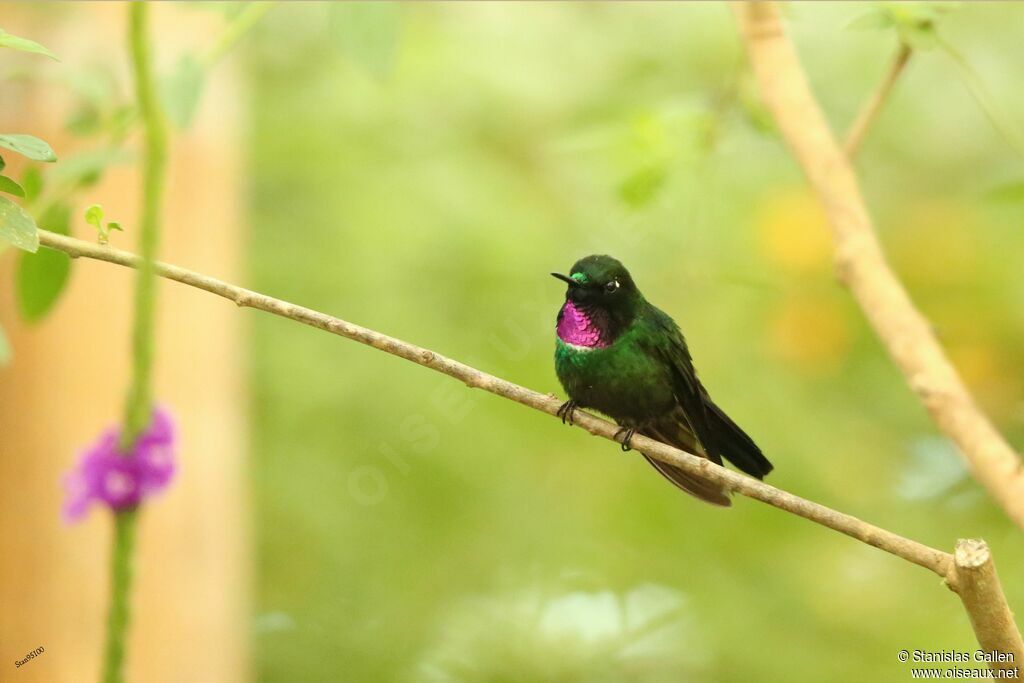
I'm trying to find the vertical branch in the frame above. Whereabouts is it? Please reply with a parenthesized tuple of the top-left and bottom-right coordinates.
(950, 540, 1024, 677)
(731, 1, 1024, 531)
(102, 4, 169, 683)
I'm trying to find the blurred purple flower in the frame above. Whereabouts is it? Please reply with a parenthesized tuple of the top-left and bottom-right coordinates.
(62, 406, 177, 522)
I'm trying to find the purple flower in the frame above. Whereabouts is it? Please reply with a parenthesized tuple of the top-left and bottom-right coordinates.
(62, 406, 177, 522)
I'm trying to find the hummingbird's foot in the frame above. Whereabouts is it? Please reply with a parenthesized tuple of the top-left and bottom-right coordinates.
(557, 400, 578, 425)
(615, 427, 635, 452)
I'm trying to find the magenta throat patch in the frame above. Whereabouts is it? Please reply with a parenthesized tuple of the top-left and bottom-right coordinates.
(557, 300, 610, 348)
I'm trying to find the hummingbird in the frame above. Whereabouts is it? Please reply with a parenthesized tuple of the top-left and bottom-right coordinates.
(552, 254, 773, 505)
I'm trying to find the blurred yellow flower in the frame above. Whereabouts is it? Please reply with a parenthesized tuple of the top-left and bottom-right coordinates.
(949, 342, 1022, 421)
(768, 293, 850, 374)
(889, 201, 979, 287)
(756, 187, 832, 274)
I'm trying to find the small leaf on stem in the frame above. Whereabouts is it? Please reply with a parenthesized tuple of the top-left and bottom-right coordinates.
(17, 203, 71, 322)
(161, 54, 205, 129)
(0, 28, 59, 61)
(0, 174, 25, 197)
(0, 195, 39, 252)
(0, 133, 57, 162)
(21, 166, 42, 202)
(85, 203, 105, 227)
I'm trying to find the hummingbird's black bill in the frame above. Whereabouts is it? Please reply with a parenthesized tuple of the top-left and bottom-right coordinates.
(551, 272, 578, 287)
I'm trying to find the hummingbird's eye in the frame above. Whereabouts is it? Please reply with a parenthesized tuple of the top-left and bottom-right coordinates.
(604, 279, 620, 293)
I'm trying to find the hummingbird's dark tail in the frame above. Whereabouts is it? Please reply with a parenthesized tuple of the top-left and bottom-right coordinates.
(702, 398, 773, 479)
(637, 401, 772, 506)
(640, 452, 733, 506)
(642, 414, 733, 507)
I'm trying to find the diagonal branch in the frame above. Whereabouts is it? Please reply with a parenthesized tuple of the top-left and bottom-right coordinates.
(732, 1, 1024, 532)
(39, 228, 948, 574)
(843, 42, 912, 159)
(35, 228, 1022, 666)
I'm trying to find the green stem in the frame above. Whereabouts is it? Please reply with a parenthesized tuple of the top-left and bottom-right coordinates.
(101, 4, 169, 683)
(122, 1, 168, 445)
(30, 2, 274, 222)
(200, 2, 277, 69)
(101, 513, 137, 683)
(938, 36, 1024, 160)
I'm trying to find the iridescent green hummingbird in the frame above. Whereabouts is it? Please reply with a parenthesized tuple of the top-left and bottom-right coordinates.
(552, 254, 773, 505)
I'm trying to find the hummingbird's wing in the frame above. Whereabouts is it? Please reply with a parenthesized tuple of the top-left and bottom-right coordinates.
(641, 305, 773, 481)
(638, 307, 720, 460)
(628, 306, 736, 505)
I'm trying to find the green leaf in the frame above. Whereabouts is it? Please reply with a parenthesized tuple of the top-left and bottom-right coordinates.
(107, 105, 137, 138)
(85, 204, 121, 243)
(739, 76, 776, 136)
(847, 10, 893, 31)
(17, 203, 71, 322)
(40, 202, 70, 237)
(618, 165, 668, 209)
(0, 28, 59, 61)
(899, 23, 938, 51)
(0, 174, 25, 197)
(0, 153, 5, 172)
(65, 105, 103, 137)
(85, 203, 104, 228)
(847, 3, 957, 50)
(0, 195, 38, 252)
(986, 181, 1024, 203)
(53, 147, 132, 188)
(329, 3, 401, 80)
(0, 133, 57, 162)
(0, 323, 9, 366)
(161, 55, 206, 129)
(20, 166, 42, 202)
(885, 1, 955, 51)
(204, 3, 251, 19)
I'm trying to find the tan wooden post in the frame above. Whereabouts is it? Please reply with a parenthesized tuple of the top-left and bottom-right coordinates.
(0, 5, 249, 682)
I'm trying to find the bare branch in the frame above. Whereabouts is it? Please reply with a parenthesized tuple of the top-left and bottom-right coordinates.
(38, 227, 1023, 666)
(38, 228, 952, 576)
(732, 3, 1024, 667)
(732, 1, 1024, 532)
(949, 540, 1024, 676)
(843, 42, 912, 159)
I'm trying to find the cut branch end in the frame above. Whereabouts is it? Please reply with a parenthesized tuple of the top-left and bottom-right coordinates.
(949, 539, 1024, 677)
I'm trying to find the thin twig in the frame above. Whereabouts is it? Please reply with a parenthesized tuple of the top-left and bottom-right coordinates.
(843, 42, 912, 159)
(38, 228, 952, 577)
(938, 36, 1024, 161)
(732, 1, 1024, 532)
(199, 2, 278, 69)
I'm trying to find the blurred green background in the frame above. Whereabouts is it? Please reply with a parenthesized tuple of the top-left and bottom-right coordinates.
(242, 3, 1024, 682)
